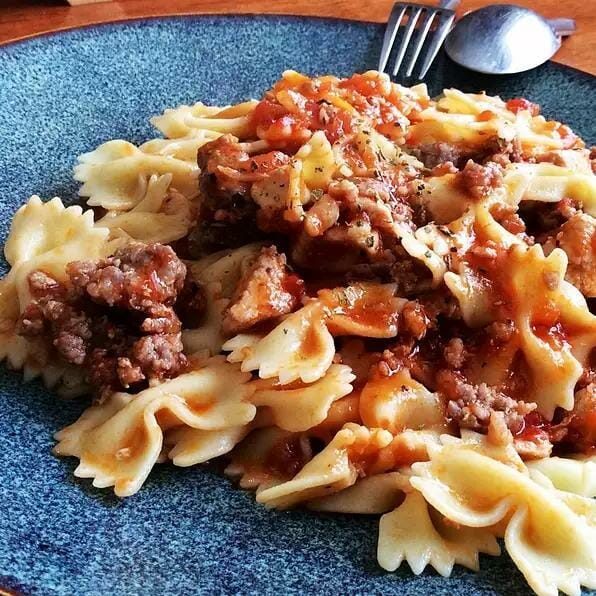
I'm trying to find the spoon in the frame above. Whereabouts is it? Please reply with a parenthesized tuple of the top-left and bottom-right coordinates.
(444, 4, 576, 75)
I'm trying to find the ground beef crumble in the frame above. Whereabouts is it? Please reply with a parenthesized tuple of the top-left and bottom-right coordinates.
(18, 243, 199, 394)
(437, 369, 537, 434)
(458, 159, 503, 199)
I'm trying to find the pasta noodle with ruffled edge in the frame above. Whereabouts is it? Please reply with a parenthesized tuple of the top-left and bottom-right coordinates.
(442, 205, 596, 418)
(224, 301, 335, 385)
(96, 174, 196, 244)
(166, 425, 252, 468)
(307, 472, 409, 514)
(418, 157, 596, 228)
(0, 196, 116, 392)
(305, 429, 442, 515)
(150, 100, 257, 139)
(359, 368, 447, 434)
(295, 130, 336, 189)
(54, 357, 256, 497)
(527, 455, 596, 498)
(504, 162, 596, 217)
(409, 437, 596, 596)
(74, 139, 199, 211)
(224, 426, 313, 493)
(442, 204, 518, 327)
(140, 128, 223, 164)
(250, 364, 355, 432)
(318, 283, 407, 338)
(378, 489, 501, 576)
(257, 424, 393, 509)
(410, 88, 576, 156)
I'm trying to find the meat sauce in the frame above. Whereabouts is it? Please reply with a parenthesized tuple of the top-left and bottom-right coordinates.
(318, 284, 403, 337)
(18, 244, 198, 395)
(249, 72, 427, 150)
(263, 434, 311, 478)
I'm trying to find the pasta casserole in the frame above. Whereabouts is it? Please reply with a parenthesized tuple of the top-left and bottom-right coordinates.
(0, 70, 595, 595)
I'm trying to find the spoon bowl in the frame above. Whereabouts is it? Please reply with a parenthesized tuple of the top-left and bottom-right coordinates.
(444, 4, 567, 74)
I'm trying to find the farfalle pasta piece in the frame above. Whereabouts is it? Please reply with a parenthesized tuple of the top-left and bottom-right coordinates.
(443, 205, 520, 327)
(284, 158, 309, 223)
(54, 358, 256, 496)
(407, 111, 508, 148)
(359, 369, 446, 434)
(371, 429, 442, 474)
(0, 332, 87, 396)
(504, 162, 596, 217)
(225, 426, 313, 492)
(150, 100, 257, 139)
(295, 130, 336, 189)
(308, 472, 409, 514)
(449, 429, 526, 471)
(398, 228, 448, 288)
(74, 140, 198, 210)
(3, 196, 112, 280)
(410, 440, 596, 596)
(257, 423, 393, 509)
(224, 301, 335, 385)
(0, 196, 113, 384)
(539, 149, 593, 174)
(318, 283, 406, 338)
(419, 173, 470, 224)
(251, 364, 355, 432)
(527, 455, 596, 498)
(437, 88, 509, 115)
(378, 490, 500, 576)
(502, 244, 595, 418)
(445, 214, 596, 418)
(140, 128, 222, 163)
(182, 244, 264, 356)
(166, 425, 251, 467)
(188, 242, 264, 297)
(411, 89, 578, 156)
(96, 174, 195, 244)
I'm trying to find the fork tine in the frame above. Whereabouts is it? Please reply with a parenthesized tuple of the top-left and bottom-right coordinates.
(379, 3, 407, 72)
(404, 8, 437, 78)
(392, 6, 423, 76)
(417, 10, 456, 78)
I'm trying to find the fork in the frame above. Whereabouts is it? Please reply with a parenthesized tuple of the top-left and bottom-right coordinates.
(379, 0, 459, 80)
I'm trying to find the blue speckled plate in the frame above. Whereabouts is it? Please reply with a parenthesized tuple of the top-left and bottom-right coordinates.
(0, 15, 594, 596)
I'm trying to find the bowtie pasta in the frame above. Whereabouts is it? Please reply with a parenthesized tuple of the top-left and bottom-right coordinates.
(2, 70, 595, 596)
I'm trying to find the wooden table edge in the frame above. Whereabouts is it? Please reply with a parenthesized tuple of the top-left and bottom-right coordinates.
(0, 8, 593, 76)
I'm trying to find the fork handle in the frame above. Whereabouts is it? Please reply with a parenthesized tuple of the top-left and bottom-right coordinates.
(438, 0, 459, 10)
(547, 18, 576, 37)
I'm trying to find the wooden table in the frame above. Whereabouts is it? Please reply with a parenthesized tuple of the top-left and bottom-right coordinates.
(0, 0, 594, 75)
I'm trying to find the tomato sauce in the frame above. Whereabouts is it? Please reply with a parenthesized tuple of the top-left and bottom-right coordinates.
(318, 284, 401, 337)
(264, 435, 310, 477)
(249, 72, 426, 150)
(505, 98, 540, 116)
(517, 411, 553, 446)
(281, 273, 305, 303)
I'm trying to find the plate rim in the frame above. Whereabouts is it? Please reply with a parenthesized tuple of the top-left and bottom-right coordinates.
(0, 12, 594, 80)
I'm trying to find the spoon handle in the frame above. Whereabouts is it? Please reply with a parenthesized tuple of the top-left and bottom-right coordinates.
(547, 18, 577, 37)
(438, 0, 460, 10)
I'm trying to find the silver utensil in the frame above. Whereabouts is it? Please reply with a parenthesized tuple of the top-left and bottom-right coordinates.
(379, 0, 459, 80)
(444, 4, 576, 75)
